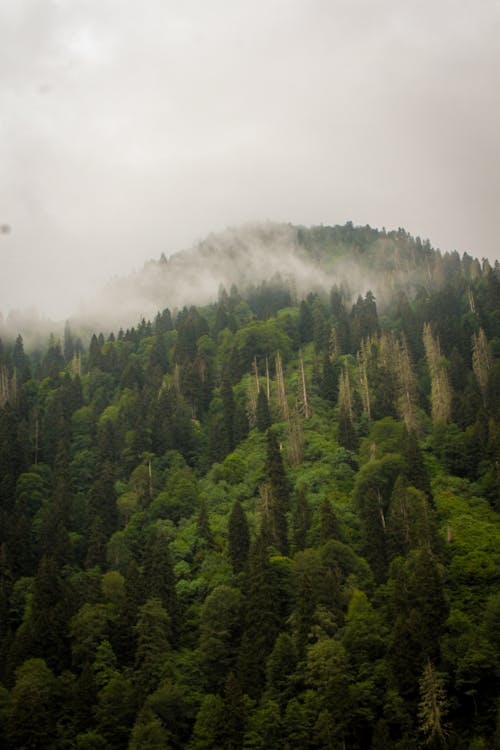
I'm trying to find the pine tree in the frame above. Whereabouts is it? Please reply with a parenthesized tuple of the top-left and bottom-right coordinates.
(396, 334, 420, 432)
(143, 529, 178, 634)
(265, 430, 290, 554)
(287, 410, 305, 466)
(238, 534, 281, 697)
(472, 328, 492, 407)
(228, 500, 250, 574)
(356, 342, 371, 420)
(418, 660, 448, 746)
(320, 352, 339, 403)
(337, 364, 358, 451)
(256, 389, 272, 431)
(275, 351, 289, 422)
(133, 598, 171, 699)
(292, 488, 311, 552)
(319, 499, 339, 544)
(296, 351, 312, 419)
(196, 496, 214, 549)
(220, 373, 236, 454)
(423, 323, 452, 424)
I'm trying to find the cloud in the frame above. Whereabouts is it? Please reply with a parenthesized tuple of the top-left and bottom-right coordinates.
(1, 0, 499, 320)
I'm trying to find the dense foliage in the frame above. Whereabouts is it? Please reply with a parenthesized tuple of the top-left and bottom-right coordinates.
(0, 224, 499, 749)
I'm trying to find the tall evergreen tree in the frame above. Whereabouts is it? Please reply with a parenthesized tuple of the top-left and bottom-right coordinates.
(238, 534, 281, 697)
(265, 430, 290, 554)
(292, 489, 311, 552)
(255, 389, 272, 432)
(228, 500, 250, 574)
(143, 529, 178, 635)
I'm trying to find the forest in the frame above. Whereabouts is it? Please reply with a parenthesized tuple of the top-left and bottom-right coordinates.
(0, 224, 498, 749)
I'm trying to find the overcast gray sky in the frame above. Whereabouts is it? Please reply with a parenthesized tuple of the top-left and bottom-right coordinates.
(1, 0, 499, 320)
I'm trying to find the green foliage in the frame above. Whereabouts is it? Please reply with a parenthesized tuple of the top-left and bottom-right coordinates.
(0, 243, 498, 747)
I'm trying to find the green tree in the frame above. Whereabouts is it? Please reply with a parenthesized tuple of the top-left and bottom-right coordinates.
(129, 704, 172, 750)
(134, 598, 171, 700)
(199, 585, 244, 693)
(238, 535, 282, 697)
(319, 498, 339, 545)
(188, 693, 226, 750)
(228, 500, 250, 574)
(255, 389, 272, 432)
(94, 673, 137, 750)
(143, 528, 178, 633)
(292, 488, 311, 552)
(265, 631, 298, 708)
(7, 658, 57, 749)
(265, 430, 290, 554)
(418, 660, 448, 747)
(243, 699, 282, 750)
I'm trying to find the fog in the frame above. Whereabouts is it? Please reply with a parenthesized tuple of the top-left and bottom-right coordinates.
(1, 0, 499, 323)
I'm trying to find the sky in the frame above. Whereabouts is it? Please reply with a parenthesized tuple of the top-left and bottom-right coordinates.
(1, 0, 499, 320)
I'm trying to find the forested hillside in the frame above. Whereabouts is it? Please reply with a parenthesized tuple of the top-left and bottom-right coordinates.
(0, 224, 499, 749)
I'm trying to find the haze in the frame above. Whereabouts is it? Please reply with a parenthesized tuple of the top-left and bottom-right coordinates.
(1, 0, 499, 321)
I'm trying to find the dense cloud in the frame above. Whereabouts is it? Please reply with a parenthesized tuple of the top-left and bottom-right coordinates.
(1, 0, 499, 319)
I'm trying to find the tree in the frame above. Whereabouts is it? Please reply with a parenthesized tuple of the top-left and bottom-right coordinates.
(265, 430, 290, 554)
(353, 454, 404, 581)
(423, 323, 452, 424)
(304, 638, 351, 740)
(396, 335, 420, 432)
(7, 658, 57, 749)
(94, 673, 137, 750)
(319, 499, 339, 545)
(386, 478, 435, 559)
(418, 660, 448, 746)
(292, 489, 311, 552)
(255, 389, 272, 431)
(189, 693, 226, 750)
(88, 461, 117, 541)
(199, 585, 244, 693)
(472, 328, 492, 407)
(243, 699, 282, 750)
(296, 351, 312, 419)
(134, 597, 171, 699)
(238, 535, 282, 697)
(30, 555, 70, 672)
(228, 500, 250, 574)
(220, 373, 236, 455)
(265, 631, 298, 707)
(143, 528, 178, 633)
(337, 364, 358, 451)
(389, 549, 448, 699)
(129, 704, 172, 750)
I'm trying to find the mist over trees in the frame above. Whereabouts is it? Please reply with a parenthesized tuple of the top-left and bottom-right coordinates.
(0, 222, 499, 749)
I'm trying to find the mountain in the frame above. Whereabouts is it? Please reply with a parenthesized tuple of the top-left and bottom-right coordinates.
(82, 221, 488, 327)
(0, 221, 498, 749)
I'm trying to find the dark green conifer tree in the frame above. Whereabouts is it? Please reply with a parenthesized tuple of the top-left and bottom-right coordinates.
(292, 489, 311, 552)
(338, 409, 358, 452)
(222, 672, 246, 750)
(255, 389, 272, 431)
(220, 373, 236, 455)
(319, 499, 339, 545)
(298, 300, 314, 343)
(29, 556, 70, 672)
(12, 334, 31, 383)
(143, 529, 178, 635)
(228, 500, 250, 575)
(265, 430, 290, 554)
(320, 353, 339, 402)
(88, 462, 117, 541)
(402, 428, 432, 499)
(238, 534, 281, 698)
